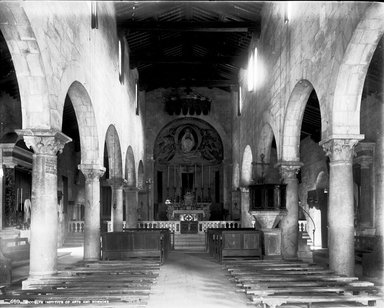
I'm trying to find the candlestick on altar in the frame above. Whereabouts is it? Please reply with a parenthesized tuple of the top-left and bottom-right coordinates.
(167, 166, 170, 187)
(201, 164, 203, 187)
(173, 165, 176, 188)
(208, 166, 211, 187)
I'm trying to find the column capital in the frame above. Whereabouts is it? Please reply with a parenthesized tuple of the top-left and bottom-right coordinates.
(355, 157, 373, 169)
(276, 161, 303, 180)
(123, 185, 139, 192)
(240, 186, 249, 193)
(106, 177, 125, 189)
(78, 164, 105, 182)
(320, 136, 363, 163)
(16, 129, 72, 155)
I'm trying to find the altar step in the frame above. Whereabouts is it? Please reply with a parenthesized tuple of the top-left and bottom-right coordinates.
(63, 232, 84, 247)
(174, 233, 206, 251)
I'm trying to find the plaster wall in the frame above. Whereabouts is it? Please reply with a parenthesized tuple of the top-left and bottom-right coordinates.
(6, 2, 145, 172)
(235, 2, 369, 164)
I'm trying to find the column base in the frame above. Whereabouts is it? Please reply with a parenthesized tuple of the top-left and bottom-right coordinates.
(22, 272, 57, 290)
(83, 257, 100, 262)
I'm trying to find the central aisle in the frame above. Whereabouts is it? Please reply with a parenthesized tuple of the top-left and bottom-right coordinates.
(146, 250, 250, 308)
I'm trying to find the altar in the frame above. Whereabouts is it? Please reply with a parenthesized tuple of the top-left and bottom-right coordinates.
(166, 192, 211, 221)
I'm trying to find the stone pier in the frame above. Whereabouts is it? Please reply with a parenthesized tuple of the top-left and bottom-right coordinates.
(79, 164, 105, 261)
(321, 136, 363, 276)
(16, 130, 71, 287)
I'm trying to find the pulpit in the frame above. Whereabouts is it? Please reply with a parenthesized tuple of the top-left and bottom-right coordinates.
(249, 183, 287, 259)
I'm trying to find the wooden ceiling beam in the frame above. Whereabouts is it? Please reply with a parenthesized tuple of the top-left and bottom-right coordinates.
(139, 79, 238, 90)
(118, 21, 259, 33)
(131, 55, 243, 66)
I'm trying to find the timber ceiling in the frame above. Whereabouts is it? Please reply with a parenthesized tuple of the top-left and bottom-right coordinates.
(115, 1, 263, 91)
(0, 3, 382, 146)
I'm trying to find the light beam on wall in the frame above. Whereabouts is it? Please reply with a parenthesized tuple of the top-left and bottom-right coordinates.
(247, 53, 254, 92)
(284, 2, 292, 23)
(118, 40, 122, 77)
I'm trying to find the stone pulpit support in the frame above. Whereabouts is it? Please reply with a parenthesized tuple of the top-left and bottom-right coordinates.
(16, 129, 71, 287)
(249, 183, 287, 259)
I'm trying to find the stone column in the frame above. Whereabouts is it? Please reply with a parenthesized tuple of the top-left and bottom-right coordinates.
(354, 142, 375, 231)
(376, 104, 384, 237)
(321, 137, 362, 276)
(223, 159, 232, 219)
(16, 129, 71, 280)
(111, 179, 124, 231)
(0, 166, 3, 230)
(125, 186, 138, 228)
(278, 161, 302, 260)
(79, 164, 105, 261)
(240, 187, 253, 227)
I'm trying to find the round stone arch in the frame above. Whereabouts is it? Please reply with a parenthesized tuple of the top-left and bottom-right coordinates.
(105, 125, 123, 181)
(331, 3, 384, 136)
(257, 122, 276, 164)
(137, 160, 144, 189)
(67, 81, 100, 165)
(315, 171, 328, 191)
(125, 146, 136, 187)
(0, 3, 50, 128)
(241, 145, 253, 186)
(281, 80, 315, 162)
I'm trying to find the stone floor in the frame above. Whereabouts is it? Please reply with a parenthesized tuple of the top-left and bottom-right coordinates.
(146, 250, 250, 308)
(8, 247, 384, 307)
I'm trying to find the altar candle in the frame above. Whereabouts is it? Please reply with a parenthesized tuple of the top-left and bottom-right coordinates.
(201, 164, 203, 186)
(167, 166, 169, 187)
(208, 166, 211, 187)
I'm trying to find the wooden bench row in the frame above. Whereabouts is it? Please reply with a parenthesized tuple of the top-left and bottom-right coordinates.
(206, 228, 262, 262)
(0, 237, 30, 284)
(101, 228, 171, 264)
(222, 258, 383, 308)
(0, 259, 160, 307)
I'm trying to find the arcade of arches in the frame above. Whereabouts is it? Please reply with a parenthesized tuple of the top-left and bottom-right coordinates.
(0, 1, 383, 289)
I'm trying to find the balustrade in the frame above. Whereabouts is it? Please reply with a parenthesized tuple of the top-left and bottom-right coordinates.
(137, 220, 240, 234)
(68, 220, 241, 235)
(298, 219, 308, 233)
(68, 221, 84, 233)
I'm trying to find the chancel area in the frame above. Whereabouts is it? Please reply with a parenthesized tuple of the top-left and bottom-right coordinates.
(0, 1, 384, 307)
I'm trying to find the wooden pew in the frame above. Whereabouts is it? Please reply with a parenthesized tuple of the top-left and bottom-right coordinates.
(0, 237, 30, 284)
(207, 228, 262, 262)
(223, 258, 383, 308)
(0, 260, 160, 307)
(101, 228, 170, 264)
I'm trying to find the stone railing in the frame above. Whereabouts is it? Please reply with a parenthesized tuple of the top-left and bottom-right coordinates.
(137, 221, 241, 234)
(68, 220, 85, 232)
(107, 221, 127, 232)
(298, 219, 308, 232)
(68, 220, 241, 234)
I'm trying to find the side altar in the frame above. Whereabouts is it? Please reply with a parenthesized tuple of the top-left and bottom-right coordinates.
(166, 192, 211, 221)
